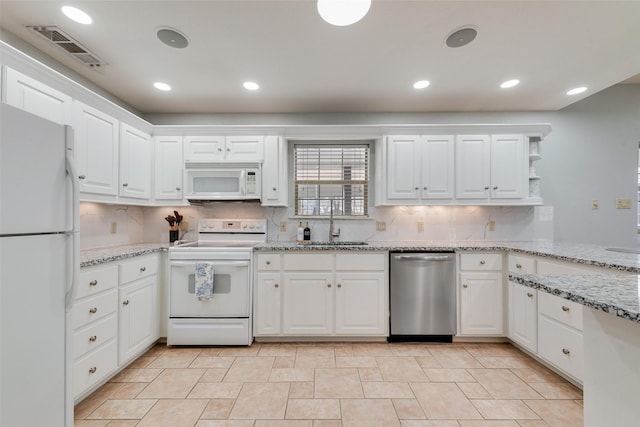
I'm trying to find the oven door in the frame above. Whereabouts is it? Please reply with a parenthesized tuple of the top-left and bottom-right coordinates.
(169, 259, 250, 317)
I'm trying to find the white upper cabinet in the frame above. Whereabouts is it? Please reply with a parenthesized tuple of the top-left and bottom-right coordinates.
(455, 134, 525, 200)
(184, 135, 264, 163)
(261, 135, 288, 206)
(73, 101, 119, 197)
(119, 123, 151, 200)
(4, 67, 72, 125)
(385, 135, 455, 202)
(153, 136, 183, 201)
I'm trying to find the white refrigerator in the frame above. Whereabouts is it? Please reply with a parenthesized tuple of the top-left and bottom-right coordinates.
(0, 104, 79, 427)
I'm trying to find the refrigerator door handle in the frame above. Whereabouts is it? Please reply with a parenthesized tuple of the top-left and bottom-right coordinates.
(64, 136, 80, 309)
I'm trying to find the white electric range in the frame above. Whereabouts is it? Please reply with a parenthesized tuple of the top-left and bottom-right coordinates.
(167, 218, 266, 346)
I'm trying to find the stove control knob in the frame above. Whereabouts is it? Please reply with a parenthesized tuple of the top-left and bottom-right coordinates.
(243, 225, 248, 229)
(249, 225, 255, 229)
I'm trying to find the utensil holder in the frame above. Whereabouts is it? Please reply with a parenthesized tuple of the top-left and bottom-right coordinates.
(169, 226, 179, 243)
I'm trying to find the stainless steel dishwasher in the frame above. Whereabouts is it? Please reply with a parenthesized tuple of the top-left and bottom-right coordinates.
(389, 252, 456, 342)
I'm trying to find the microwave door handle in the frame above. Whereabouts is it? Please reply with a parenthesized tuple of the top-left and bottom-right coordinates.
(239, 169, 246, 196)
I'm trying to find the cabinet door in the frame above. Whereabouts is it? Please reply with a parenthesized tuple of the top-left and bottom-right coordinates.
(184, 136, 225, 162)
(118, 276, 157, 364)
(261, 136, 288, 206)
(335, 273, 386, 335)
(455, 135, 490, 199)
(508, 281, 537, 352)
(386, 135, 420, 200)
(73, 101, 119, 196)
(459, 272, 503, 335)
(153, 136, 183, 200)
(421, 135, 454, 199)
(4, 67, 72, 125)
(119, 123, 151, 199)
(225, 136, 264, 162)
(282, 273, 333, 335)
(490, 135, 524, 199)
(254, 272, 282, 335)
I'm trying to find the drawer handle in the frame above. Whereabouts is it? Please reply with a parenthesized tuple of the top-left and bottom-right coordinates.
(123, 300, 130, 306)
(327, 284, 332, 288)
(527, 292, 534, 298)
(89, 335, 97, 342)
(414, 187, 419, 190)
(337, 284, 342, 288)
(493, 186, 498, 190)
(480, 260, 486, 265)
(89, 307, 98, 314)
(266, 261, 271, 265)
(463, 284, 468, 288)
(140, 266, 146, 272)
(89, 280, 98, 286)
(89, 366, 97, 374)
(562, 305, 570, 312)
(562, 348, 571, 355)
(78, 174, 86, 180)
(515, 264, 522, 269)
(122, 182, 128, 187)
(274, 283, 279, 288)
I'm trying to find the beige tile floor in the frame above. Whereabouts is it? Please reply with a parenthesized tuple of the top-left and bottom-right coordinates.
(74, 342, 584, 427)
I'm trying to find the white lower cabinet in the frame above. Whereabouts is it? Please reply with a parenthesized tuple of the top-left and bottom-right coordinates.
(507, 280, 537, 352)
(254, 252, 388, 338)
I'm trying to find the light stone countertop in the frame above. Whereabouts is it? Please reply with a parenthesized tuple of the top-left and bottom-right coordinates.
(80, 243, 168, 268)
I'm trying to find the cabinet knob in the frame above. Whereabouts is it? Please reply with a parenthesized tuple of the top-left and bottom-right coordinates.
(327, 284, 332, 288)
(480, 260, 486, 265)
(140, 266, 146, 272)
(89, 335, 97, 342)
(176, 187, 181, 191)
(88, 366, 97, 374)
(227, 148, 231, 152)
(272, 187, 277, 191)
(423, 187, 428, 190)
(78, 175, 86, 180)
(123, 300, 130, 306)
(274, 283, 279, 288)
(266, 261, 271, 265)
(337, 284, 342, 288)
(122, 182, 128, 187)
(515, 264, 522, 269)
(89, 307, 98, 314)
(562, 348, 571, 355)
(526, 292, 533, 298)
(561, 305, 570, 312)
(89, 280, 98, 286)
(484, 186, 490, 190)
(463, 284, 468, 288)
(493, 186, 498, 190)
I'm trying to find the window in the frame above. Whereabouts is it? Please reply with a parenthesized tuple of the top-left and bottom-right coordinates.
(294, 143, 369, 217)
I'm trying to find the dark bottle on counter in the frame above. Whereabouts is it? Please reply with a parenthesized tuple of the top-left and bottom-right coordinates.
(303, 222, 311, 241)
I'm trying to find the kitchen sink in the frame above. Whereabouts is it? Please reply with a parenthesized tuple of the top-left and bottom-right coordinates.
(302, 241, 369, 246)
(605, 247, 640, 254)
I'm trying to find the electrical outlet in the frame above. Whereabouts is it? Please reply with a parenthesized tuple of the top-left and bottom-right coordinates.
(616, 198, 632, 209)
(487, 220, 495, 231)
(110, 222, 117, 234)
(280, 221, 287, 232)
(592, 199, 599, 210)
(376, 221, 386, 231)
(417, 221, 424, 232)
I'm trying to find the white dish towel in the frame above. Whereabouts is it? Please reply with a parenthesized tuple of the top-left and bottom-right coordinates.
(195, 262, 214, 301)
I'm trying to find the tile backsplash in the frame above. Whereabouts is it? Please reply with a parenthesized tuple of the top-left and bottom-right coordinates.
(81, 202, 553, 249)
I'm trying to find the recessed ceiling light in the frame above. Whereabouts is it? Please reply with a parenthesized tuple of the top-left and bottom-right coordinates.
(153, 82, 171, 91)
(500, 79, 520, 89)
(243, 81, 259, 91)
(445, 26, 478, 48)
(567, 86, 587, 95)
(156, 27, 189, 49)
(61, 6, 92, 25)
(317, 0, 371, 26)
(413, 80, 430, 90)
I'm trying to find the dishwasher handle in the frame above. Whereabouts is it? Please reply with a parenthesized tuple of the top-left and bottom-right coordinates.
(393, 254, 454, 262)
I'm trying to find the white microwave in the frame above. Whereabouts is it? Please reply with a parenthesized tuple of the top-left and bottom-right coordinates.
(184, 163, 261, 201)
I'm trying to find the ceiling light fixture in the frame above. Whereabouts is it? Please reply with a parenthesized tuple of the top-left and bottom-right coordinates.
(567, 86, 587, 95)
(500, 79, 520, 89)
(243, 81, 259, 91)
(61, 6, 92, 25)
(445, 26, 478, 48)
(413, 80, 430, 90)
(156, 27, 189, 49)
(153, 82, 171, 91)
(317, 0, 371, 26)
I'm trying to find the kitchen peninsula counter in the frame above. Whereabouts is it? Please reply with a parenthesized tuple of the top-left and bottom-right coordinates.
(80, 243, 168, 267)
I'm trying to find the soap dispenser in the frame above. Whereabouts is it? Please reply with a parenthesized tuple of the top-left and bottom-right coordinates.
(297, 222, 304, 242)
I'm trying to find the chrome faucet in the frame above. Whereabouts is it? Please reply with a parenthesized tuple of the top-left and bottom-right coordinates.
(329, 199, 341, 242)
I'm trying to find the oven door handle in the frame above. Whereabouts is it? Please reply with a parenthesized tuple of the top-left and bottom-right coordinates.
(170, 261, 250, 268)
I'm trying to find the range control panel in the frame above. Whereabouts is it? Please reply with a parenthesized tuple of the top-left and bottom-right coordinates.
(198, 219, 267, 233)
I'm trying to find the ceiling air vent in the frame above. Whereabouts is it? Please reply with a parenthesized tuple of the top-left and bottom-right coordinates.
(27, 26, 105, 69)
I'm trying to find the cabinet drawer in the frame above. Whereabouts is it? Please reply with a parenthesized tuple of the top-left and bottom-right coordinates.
(73, 313, 117, 359)
(119, 254, 158, 284)
(538, 292, 583, 331)
(73, 339, 117, 398)
(335, 253, 386, 271)
(283, 254, 332, 270)
(459, 253, 502, 271)
(257, 253, 281, 270)
(508, 255, 536, 274)
(72, 289, 117, 329)
(538, 315, 583, 381)
(77, 264, 118, 299)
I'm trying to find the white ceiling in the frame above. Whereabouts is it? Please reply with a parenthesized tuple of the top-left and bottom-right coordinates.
(1, 1, 639, 115)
